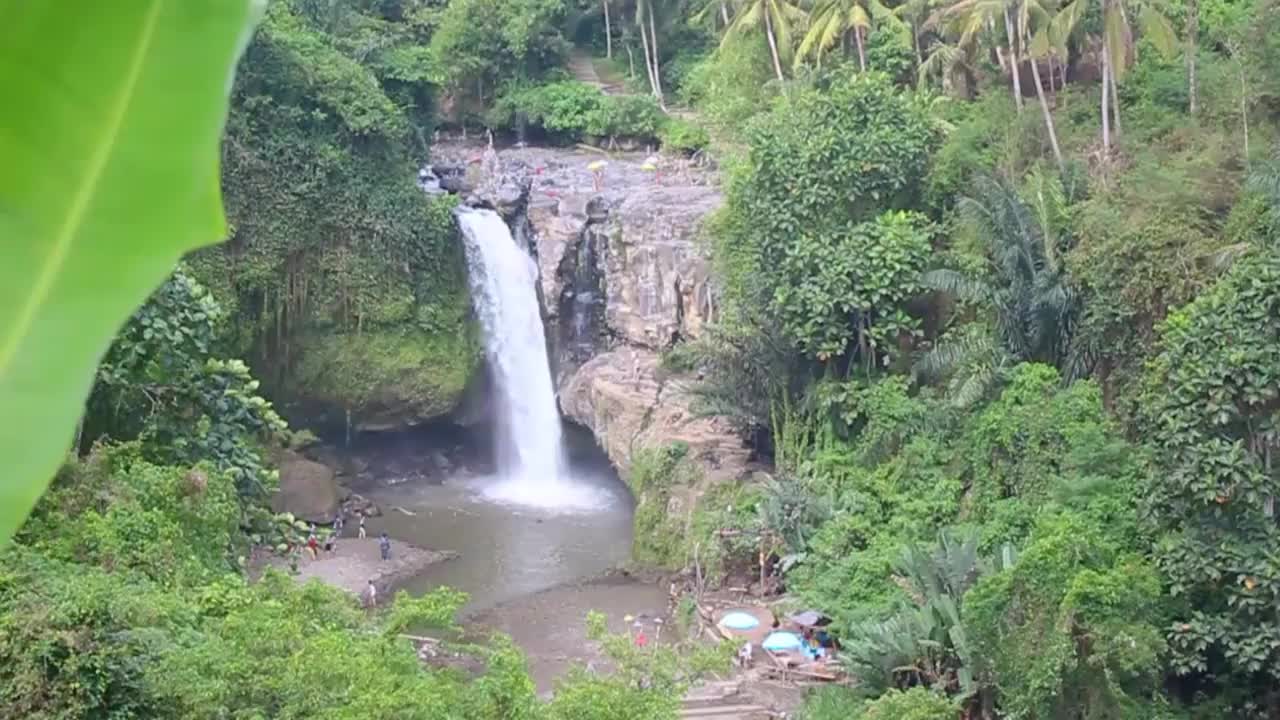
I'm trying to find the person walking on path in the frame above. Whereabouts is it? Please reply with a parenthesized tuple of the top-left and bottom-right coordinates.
(334, 510, 344, 534)
(306, 533, 319, 561)
(358, 515, 367, 540)
(379, 532, 392, 561)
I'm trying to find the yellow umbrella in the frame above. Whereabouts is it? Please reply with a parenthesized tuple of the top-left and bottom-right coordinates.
(587, 160, 608, 172)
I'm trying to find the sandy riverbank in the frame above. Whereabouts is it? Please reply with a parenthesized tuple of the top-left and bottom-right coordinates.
(467, 572, 671, 693)
(259, 538, 456, 597)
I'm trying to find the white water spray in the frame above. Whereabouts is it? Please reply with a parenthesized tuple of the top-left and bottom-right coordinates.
(455, 206, 607, 511)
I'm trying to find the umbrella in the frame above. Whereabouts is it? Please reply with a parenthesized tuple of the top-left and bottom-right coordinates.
(789, 610, 823, 627)
(721, 611, 761, 631)
(587, 160, 608, 172)
(762, 631, 804, 652)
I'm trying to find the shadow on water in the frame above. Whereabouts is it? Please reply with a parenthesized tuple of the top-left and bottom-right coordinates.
(357, 422, 636, 613)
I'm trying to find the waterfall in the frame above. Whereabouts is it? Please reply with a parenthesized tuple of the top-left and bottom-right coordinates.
(455, 207, 605, 510)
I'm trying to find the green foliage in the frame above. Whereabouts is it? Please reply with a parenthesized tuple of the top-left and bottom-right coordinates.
(920, 173, 1083, 401)
(88, 270, 286, 499)
(1140, 247, 1280, 694)
(965, 513, 1168, 720)
(429, 0, 569, 106)
(627, 443, 699, 568)
(720, 71, 938, 364)
(18, 446, 243, 587)
(202, 2, 479, 428)
(2, 475, 540, 720)
(659, 117, 711, 154)
(801, 686, 957, 720)
(0, 0, 262, 546)
(772, 210, 933, 362)
(489, 80, 666, 143)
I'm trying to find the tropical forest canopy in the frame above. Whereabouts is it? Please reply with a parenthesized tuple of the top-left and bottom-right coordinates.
(4, 0, 1280, 717)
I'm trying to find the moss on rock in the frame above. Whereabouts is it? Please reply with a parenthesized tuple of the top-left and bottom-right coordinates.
(286, 320, 479, 432)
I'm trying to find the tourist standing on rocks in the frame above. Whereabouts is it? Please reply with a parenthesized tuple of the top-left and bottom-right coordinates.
(379, 532, 392, 561)
(334, 510, 344, 534)
(364, 580, 377, 608)
(358, 515, 367, 540)
(306, 533, 319, 561)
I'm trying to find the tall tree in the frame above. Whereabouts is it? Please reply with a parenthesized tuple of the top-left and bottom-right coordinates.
(724, 0, 807, 83)
(604, 0, 614, 58)
(1186, 0, 1198, 114)
(797, 0, 891, 71)
(939, 0, 1025, 113)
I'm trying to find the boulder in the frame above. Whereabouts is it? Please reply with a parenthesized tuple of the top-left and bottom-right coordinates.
(283, 327, 480, 433)
(273, 450, 340, 524)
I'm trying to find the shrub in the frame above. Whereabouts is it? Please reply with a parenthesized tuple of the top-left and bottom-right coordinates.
(489, 81, 664, 143)
(659, 118, 710, 154)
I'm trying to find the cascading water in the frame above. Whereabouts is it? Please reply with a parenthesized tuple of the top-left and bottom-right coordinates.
(455, 206, 607, 511)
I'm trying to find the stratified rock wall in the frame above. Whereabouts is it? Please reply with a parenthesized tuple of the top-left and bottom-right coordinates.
(458, 144, 751, 482)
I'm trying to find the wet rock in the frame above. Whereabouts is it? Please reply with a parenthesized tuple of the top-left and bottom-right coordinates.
(273, 450, 340, 524)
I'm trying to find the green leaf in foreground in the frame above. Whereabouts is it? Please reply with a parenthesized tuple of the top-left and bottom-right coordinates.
(0, 0, 264, 545)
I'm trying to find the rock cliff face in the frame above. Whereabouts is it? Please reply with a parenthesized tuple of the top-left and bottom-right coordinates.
(443, 143, 750, 484)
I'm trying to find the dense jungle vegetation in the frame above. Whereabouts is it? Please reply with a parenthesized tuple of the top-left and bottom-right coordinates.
(4, 0, 1280, 717)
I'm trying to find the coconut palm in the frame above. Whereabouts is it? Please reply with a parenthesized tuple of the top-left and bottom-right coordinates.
(894, 0, 937, 67)
(796, 0, 899, 71)
(723, 0, 808, 83)
(1093, 0, 1178, 154)
(934, 0, 1025, 113)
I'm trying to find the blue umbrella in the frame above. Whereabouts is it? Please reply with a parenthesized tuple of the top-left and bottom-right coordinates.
(762, 631, 804, 652)
(720, 611, 761, 631)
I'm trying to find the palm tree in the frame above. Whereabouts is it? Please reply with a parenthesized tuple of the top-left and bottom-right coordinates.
(797, 0, 898, 71)
(894, 0, 936, 68)
(633, 0, 666, 103)
(936, 0, 1024, 113)
(723, 0, 807, 83)
(1094, 0, 1177, 154)
(917, 173, 1081, 404)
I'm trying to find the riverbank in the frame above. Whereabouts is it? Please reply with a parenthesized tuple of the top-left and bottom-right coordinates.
(467, 570, 671, 693)
(257, 537, 457, 597)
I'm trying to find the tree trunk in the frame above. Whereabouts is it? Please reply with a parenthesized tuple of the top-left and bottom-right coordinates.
(1109, 58, 1122, 137)
(604, 0, 613, 59)
(1239, 55, 1250, 164)
(626, 42, 636, 77)
(721, 1, 731, 26)
(1003, 6, 1025, 112)
(1101, 36, 1112, 155)
(1186, 0, 1198, 115)
(1030, 55, 1066, 176)
(913, 26, 923, 69)
(854, 26, 867, 72)
(638, 13, 659, 96)
(648, 4, 666, 107)
(764, 6, 787, 84)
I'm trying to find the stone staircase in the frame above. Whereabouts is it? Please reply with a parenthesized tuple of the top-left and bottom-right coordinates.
(681, 679, 773, 720)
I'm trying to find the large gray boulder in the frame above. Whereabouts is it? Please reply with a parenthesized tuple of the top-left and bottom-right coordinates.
(273, 450, 340, 524)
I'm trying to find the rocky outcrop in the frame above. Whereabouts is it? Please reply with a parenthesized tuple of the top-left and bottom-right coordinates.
(435, 140, 755, 511)
(597, 185, 720, 349)
(273, 450, 340, 523)
(559, 347, 751, 481)
(284, 327, 480, 433)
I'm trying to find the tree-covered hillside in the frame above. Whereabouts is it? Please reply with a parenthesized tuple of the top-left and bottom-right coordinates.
(4, 0, 1280, 717)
